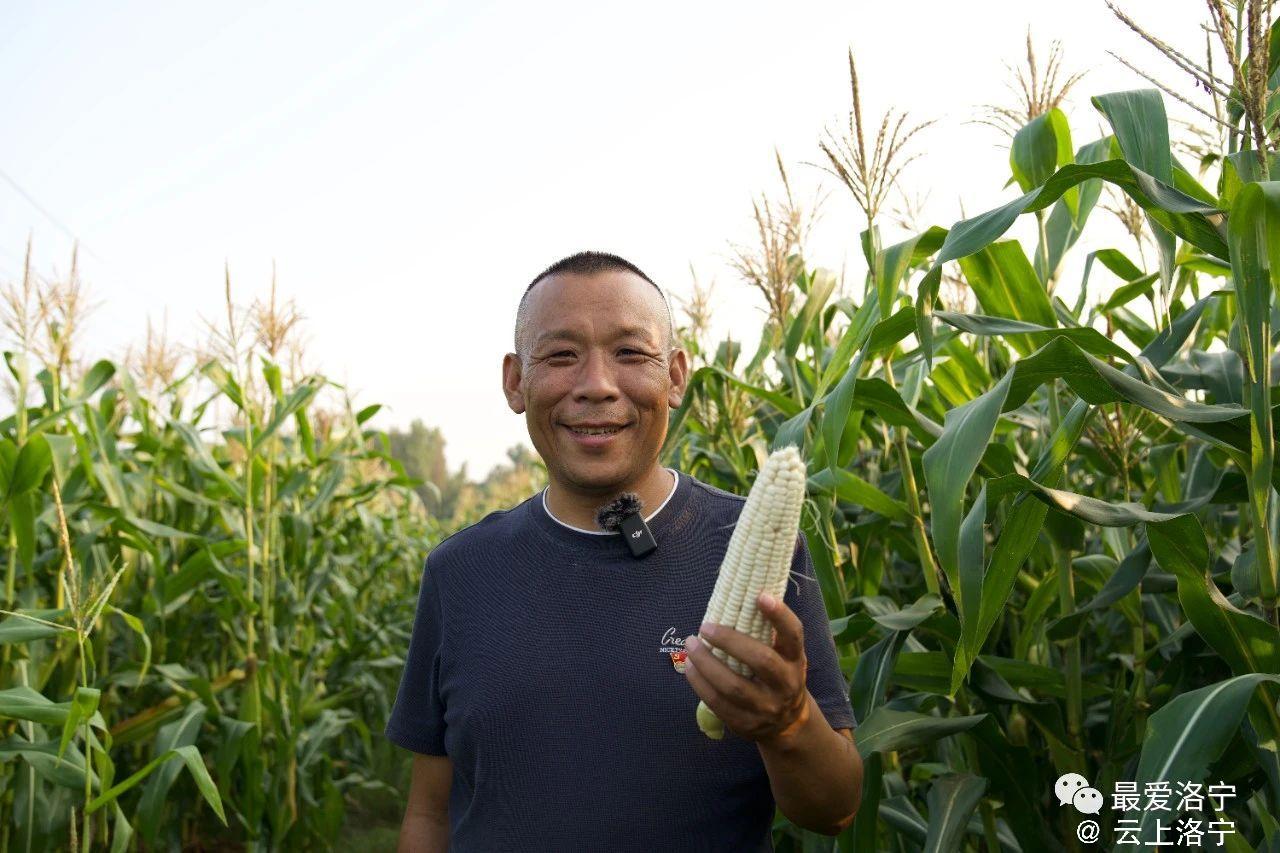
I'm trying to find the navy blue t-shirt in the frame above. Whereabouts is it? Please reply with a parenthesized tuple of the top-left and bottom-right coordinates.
(384, 467, 856, 852)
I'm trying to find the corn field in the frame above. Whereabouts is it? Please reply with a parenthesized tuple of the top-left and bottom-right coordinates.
(4, 3, 1280, 851)
(661, 9, 1280, 851)
(0, 270, 437, 849)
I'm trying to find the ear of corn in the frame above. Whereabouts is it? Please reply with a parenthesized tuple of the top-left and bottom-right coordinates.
(695, 445, 807, 739)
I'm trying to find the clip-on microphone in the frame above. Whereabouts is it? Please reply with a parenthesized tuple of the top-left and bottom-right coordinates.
(595, 492, 658, 558)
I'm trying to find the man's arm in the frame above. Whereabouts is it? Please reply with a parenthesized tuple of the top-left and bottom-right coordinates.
(397, 753, 452, 853)
(757, 698, 862, 835)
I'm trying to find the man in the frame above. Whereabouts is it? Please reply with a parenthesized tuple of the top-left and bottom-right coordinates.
(385, 250, 862, 851)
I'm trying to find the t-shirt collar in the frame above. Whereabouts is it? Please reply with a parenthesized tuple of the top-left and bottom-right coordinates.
(529, 466, 693, 552)
(541, 468, 679, 534)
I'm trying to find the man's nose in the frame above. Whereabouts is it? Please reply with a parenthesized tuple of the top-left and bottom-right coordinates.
(573, 349, 620, 400)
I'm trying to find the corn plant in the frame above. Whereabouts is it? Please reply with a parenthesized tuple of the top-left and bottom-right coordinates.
(663, 11, 1280, 851)
(0, 265, 438, 850)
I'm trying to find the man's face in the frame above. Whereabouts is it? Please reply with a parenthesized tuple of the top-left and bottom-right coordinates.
(502, 270, 688, 493)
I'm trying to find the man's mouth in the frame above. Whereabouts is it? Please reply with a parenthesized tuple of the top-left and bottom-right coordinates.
(561, 422, 631, 446)
(565, 424, 626, 436)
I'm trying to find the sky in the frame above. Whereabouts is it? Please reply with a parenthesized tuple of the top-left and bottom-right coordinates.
(0, 0, 1213, 476)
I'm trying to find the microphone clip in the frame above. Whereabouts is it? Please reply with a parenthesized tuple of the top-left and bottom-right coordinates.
(595, 492, 658, 558)
(619, 512, 657, 558)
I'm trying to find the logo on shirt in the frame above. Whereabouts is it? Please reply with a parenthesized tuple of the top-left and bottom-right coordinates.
(660, 626, 690, 673)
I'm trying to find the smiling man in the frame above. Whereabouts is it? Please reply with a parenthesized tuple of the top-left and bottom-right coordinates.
(385, 250, 862, 851)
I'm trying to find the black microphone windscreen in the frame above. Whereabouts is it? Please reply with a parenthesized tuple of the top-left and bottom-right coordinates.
(595, 492, 643, 532)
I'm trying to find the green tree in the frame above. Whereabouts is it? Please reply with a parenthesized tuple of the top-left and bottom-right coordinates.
(385, 418, 467, 518)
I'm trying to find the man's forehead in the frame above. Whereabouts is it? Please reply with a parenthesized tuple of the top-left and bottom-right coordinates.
(528, 269, 656, 308)
(525, 271, 667, 343)
(534, 322, 660, 344)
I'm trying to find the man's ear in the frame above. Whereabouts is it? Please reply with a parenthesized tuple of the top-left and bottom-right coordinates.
(667, 347, 690, 409)
(502, 353, 526, 414)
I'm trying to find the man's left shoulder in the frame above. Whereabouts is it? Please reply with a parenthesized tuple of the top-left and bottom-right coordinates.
(685, 473, 805, 546)
(685, 475, 747, 509)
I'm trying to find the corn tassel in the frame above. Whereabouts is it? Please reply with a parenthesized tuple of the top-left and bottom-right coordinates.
(695, 445, 807, 739)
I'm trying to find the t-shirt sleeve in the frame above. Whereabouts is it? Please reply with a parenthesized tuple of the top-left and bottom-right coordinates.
(384, 554, 449, 755)
(784, 533, 857, 731)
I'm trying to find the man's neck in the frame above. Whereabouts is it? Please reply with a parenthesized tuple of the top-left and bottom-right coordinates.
(544, 465, 676, 531)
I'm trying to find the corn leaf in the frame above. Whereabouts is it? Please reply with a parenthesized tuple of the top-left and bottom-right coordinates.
(854, 708, 986, 755)
(921, 774, 988, 853)
(1131, 673, 1280, 843)
(1226, 181, 1280, 604)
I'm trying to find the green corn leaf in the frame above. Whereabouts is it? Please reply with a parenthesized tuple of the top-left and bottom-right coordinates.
(950, 399, 1091, 694)
(74, 359, 117, 400)
(87, 744, 225, 824)
(1147, 514, 1280, 745)
(850, 594, 945, 723)
(1226, 181, 1279, 604)
(213, 717, 256, 800)
(956, 241, 1057, 356)
(255, 377, 322, 450)
(866, 307, 920, 358)
(0, 686, 71, 727)
(1131, 673, 1280, 843)
(784, 269, 838, 359)
(921, 774, 988, 853)
(982, 473, 1182, 527)
(819, 300, 882, 483)
(1100, 273, 1159, 313)
(137, 701, 208, 842)
(0, 737, 98, 790)
(851, 631, 909, 723)
(875, 226, 948, 320)
(815, 297, 876, 400)
(1037, 136, 1113, 281)
(846, 751, 882, 852)
(854, 708, 986, 755)
(1092, 89, 1178, 298)
(771, 406, 813, 452)
(923, 369, 1014, 602)
(200, 361, 245, 411)
(0, 438, 14, 497)
(5, 434, 51, 499)
(110, 804, 134, 853)
(707, 365, 803, 417)
(0, 608, 74, 645)
(1011, 107, 1074, 193)
(807, 468, 909, 521)
(1094, 247, 1146, 281)
(56, 687, 100, 764)
(915, 156, 1225, 366)
(171, 422, 244, 500)
(970, 717, 1057, 851)
(1047, 540, 1152, 640)
(1092, 90, 1172, 183)
(934, 310, 1134, 363)
(107, 605, 152, 686)
(869, 593, 945, 632)
(803, 519, 845, 621)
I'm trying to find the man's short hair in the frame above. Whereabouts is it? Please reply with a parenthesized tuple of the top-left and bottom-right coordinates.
(514, 250, 675, 365)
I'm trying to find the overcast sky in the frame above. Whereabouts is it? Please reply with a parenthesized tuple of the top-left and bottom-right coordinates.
(1, 1, 1211, 476)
